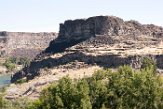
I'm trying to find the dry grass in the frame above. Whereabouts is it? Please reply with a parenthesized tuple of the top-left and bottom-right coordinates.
(5, 65, 101, 100)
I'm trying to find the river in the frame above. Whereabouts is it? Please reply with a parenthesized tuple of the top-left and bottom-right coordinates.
(0, 74, 11, 88)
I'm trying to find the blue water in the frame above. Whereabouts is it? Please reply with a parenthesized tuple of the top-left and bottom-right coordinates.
(0, 74, 11, 88)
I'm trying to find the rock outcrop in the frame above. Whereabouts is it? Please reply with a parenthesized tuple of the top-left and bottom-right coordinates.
(0, 31, 57, 58)
(45, 16, 163, 54)
(11, 16, 163, 82)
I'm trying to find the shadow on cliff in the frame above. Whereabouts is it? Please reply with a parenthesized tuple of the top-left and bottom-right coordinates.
(43, 32, 95, 54)
(34, 35, 95, 61)
(11, 52, 138, 82)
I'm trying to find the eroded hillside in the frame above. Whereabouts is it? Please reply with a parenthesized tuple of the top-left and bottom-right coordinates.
(8, 16, 163, 99)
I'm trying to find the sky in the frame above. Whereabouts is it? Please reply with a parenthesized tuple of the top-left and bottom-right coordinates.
(0, 0, 163, 32)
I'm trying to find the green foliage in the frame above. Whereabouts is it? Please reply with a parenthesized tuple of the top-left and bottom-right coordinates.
(3, 57, 31, 71)
(4, 57, 30, 67)
(0, 95, 33, 109)
(4, 98, 32, 109)
(16, 78, 27, 84)
(0, 94, 5, 108)
(26, 76, 92, 109)
(6, 57, 17, 64)
(19, 57, 31, 67)
(30, 65, 163, 109)
(107, 66, 163, 109)
(3, 61, 16, 71)
(141, 57, 156, 72)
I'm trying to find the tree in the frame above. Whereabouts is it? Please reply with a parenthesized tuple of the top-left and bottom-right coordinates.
(141, 57, 156, 72)
(29, 65, 163, 109)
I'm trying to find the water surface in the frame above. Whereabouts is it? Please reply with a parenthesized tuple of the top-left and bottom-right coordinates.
(0, 74, 11, 88)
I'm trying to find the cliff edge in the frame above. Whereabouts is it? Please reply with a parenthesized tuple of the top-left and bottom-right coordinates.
(0, 31, 57, 58)
(45, 16, 163, 54)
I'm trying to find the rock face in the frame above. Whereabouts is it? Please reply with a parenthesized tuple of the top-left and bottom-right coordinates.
(11, 16, 163, 82)
(45, 16, 163, 53)
(0, 31, 57, 58)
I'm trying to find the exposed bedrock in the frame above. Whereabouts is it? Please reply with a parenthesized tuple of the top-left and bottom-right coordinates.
(0, 31, 57, 58)
(44, 16, 163, 54)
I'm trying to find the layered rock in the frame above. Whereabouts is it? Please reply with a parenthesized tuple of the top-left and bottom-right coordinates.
(11, 16, 163, 82)
(45, 16, 163, 54)
(0, 31, 57, 58)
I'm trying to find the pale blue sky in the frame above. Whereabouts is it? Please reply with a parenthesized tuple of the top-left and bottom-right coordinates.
(0, 0, 163, 32)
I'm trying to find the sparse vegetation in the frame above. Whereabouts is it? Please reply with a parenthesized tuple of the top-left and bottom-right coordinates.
(0, 96, 33, 109)
(3, 60, 16, 72)
(0, 85, 33, 109)
(19, 57, 31, 67)
(5, 57, 30, 66)
(15, 78, 27, 84)
(3, 57, 31, 72)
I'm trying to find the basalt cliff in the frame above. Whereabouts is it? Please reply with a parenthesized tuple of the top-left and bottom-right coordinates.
(11, 16, 163, 82)
(44, 16, 163, 54)
(0, 32, 57, 58)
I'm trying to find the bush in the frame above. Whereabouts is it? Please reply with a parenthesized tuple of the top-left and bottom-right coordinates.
(0, 94, 32, 109)
(3, 61, 16, 71)
(19, 57, 30, 67)
(7, 97, 32, 109)
(141, 57, 156, 72)
(15, 78, 27, 84)
(0, 94, 5, 108)
(29, 65, 163, 109)
(7, 57, 17, 64)
(3, 57, 31, 71)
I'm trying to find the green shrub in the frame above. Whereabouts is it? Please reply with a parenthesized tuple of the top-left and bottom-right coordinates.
(0, 94, 32, 109)
(7, 97, 32, 109)
(30, 65, 163, 109)
(141, 57, 156, 72)
(19, 57, 30, 67)
(16, 78, 27, 84)
(5, 57, 31, 67)
(3, 57, 31, 72)
(0, 94, 5, 108)
(6, 57, 18, 64)
(3, 61, 16, 71)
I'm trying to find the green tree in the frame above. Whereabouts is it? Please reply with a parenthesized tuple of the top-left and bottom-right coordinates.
(141, 57, 156, 72)
(29, 65, 163, 109)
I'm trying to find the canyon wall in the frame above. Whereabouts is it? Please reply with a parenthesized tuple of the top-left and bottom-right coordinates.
(0, 31, 57, 58)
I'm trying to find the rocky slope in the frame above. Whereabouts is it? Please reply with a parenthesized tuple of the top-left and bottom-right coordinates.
(0, 31, 57, 58)
(11, 16, 163, 83)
